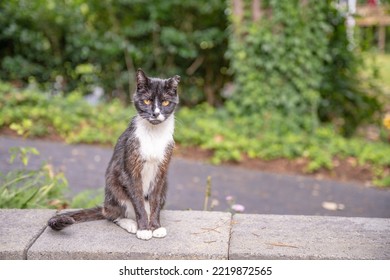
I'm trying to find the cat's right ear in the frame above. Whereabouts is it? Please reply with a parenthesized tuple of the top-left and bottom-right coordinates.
(136, 69, 148, 90)
(167, 75, 181, 89)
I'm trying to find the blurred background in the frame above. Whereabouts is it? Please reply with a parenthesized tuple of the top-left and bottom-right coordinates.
(0, 0, 390, 212)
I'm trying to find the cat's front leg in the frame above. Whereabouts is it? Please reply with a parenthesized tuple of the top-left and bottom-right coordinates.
(123, 169, 153, 240)
(134, 204, 153, 240)
(148, 179, 168, 238)
(149, 211, 167, 238)
(129, 193, 153, 240)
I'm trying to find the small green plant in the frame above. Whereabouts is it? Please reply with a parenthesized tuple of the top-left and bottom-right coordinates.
(0, 147, 69, 209)
(203, 176, 212, 211)
(372, 165, 390, 188)
(70, 188, 104, 209)
(9, 147, 39, 166)
(373, 176, 390, 188)
(0, 146, 106, 208)
(201, 176, 223, 211)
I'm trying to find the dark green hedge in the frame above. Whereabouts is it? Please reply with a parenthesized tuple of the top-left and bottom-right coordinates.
(0, 0, 230, 105)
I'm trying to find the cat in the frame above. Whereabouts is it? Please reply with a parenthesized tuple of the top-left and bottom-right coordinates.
(48, 69, 180, 240)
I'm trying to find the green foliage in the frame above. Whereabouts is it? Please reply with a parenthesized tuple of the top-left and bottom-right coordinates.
(1, 82, 389, 187)
(0, 147, 68, 208)
(374, 175, 390, 188)
(0, 146, 105, 208)
(318, 6, 381, 136)
(70, 188, 104, 209)
(175, 104, 390, 186)
(9, 146, 39, 166)
(227, 0, 381, 136)
(1, 0, 384, 137)
(0, 0, 229, 105)
(0, 81, 130, 145)
(362, 52, 390, 107)
(0, 83, 390, 186)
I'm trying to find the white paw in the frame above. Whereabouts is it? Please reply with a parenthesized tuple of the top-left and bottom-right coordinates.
(136, 230, 153, 240)
(152, 227, 167, 238)
(115, 218, 138, 234)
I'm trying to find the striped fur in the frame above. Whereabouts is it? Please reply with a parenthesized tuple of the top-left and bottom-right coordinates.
(48, 69, 179, 240)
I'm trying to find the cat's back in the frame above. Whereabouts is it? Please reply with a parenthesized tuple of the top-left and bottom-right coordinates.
(105, 117, 137, 171)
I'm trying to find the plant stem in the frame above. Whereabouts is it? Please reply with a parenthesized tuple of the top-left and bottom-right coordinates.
(203, 176, 212, 211)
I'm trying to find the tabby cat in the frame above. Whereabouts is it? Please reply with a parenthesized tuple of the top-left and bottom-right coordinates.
(48, 69, 180, 240)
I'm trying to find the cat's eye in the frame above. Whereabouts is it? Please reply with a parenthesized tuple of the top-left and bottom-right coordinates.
(162, 100, 170, 106)
(143, 99, 151, 105)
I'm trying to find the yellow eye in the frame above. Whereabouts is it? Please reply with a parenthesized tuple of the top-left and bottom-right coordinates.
(144, 99, 151, 105)
(162, 100, 170, 106)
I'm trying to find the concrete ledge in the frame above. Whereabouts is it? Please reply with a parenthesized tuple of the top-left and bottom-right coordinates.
(0, 209, 389, 260)
(0, 209, 55, 259)
(230, 214, 390, 260)
(28, 210, 231, 260)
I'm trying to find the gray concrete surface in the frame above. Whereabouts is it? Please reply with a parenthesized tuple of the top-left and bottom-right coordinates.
(28, 210, 231, 260)
(1, 209, 389, 260)
(1, 136, 389, 218)
(0, 209, 55, 259)
(229, 214, 390, 260)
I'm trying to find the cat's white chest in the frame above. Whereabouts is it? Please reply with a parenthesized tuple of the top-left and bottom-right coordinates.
(135, 115, 174, 162)
(135, 116, 174, 195)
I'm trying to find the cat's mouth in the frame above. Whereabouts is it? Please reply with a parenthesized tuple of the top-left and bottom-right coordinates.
(148, 118, 163, 125)
(147, 114, 166, 125)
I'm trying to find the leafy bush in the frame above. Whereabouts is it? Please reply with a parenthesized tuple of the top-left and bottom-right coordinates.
(227, 0, 381, 136)
(318, 5, 382, 136)
(0, 0, 229, 105)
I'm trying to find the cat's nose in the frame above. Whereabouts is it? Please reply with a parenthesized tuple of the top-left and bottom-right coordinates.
(152, 108, 161, 118)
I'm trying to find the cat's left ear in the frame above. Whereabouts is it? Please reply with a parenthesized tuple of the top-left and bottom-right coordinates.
(168, 75, 181, 89)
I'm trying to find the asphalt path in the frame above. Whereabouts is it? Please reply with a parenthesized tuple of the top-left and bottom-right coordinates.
(1, 136, 389, 218)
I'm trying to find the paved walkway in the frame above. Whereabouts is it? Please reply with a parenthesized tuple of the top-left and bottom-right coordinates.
(1, 136, 389, 218)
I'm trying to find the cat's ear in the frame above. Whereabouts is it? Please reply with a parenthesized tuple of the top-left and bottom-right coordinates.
(167, 75, 181, 89)
(136, 69, 148, 90)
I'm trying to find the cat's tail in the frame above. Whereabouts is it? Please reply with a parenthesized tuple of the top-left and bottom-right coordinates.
(48, 206, 105, 231)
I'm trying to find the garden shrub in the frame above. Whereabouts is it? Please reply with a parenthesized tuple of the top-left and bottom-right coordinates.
(227, 0, 381, 136)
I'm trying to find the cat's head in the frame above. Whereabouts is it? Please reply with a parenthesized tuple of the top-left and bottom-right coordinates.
(133, 69, 180, 125)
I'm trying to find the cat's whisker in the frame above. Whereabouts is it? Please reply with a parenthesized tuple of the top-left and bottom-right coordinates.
(174, 116, 184, 127)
